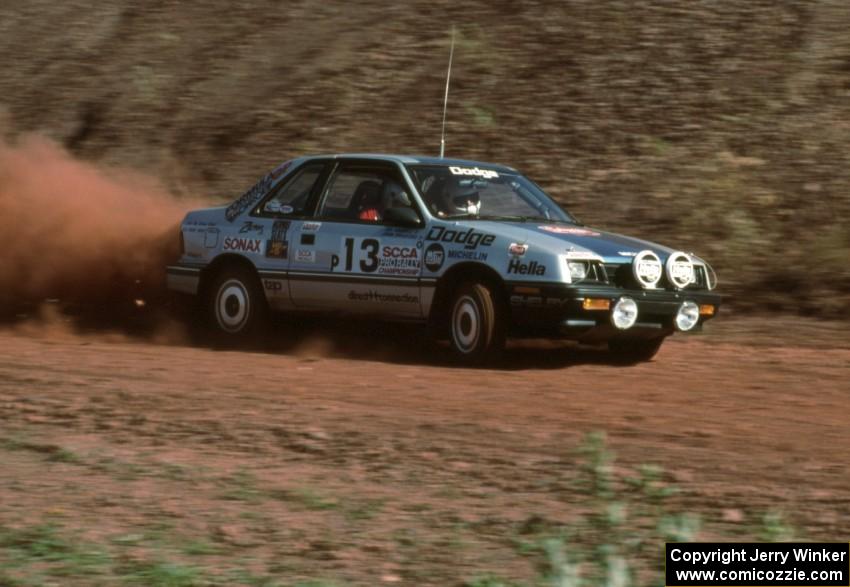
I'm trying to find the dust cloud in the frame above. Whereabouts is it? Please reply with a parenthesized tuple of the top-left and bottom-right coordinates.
(0, 132, 194, 309)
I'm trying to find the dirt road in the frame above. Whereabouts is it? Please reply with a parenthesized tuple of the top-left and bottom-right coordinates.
(1, 316, 848, 585)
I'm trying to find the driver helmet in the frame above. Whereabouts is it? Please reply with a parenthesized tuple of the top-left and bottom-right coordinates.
(424, 177, 482, 217)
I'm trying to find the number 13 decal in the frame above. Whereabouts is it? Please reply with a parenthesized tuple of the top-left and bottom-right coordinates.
(343, 237, 379, 273)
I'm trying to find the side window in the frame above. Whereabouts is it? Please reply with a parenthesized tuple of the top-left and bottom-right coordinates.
(318, 165, 415, 223)
(260, 164, 324, 216)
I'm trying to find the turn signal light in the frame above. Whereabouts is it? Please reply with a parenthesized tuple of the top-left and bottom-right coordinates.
(699, 304, 715, 316)
(582, 298, 611, 311)
(514, 286, 540, 295)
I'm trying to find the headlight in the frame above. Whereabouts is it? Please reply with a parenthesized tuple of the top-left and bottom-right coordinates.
(675, 301, 700, 331)
(568, 261, 588, 280)
(611, 297, 638, 330)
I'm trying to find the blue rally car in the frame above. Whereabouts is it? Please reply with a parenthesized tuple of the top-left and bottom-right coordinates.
(167, 154, 720, 362)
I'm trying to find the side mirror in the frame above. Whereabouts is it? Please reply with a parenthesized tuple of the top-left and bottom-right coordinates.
(383, 207, 422, 228)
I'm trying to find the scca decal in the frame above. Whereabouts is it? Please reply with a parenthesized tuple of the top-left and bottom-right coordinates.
(382, 246, 418, 259)
(223, 237, 262, 253)
(426, 226, 495, 250)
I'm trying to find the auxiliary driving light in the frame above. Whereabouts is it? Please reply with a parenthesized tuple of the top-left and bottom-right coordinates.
(611, 297, 638, 330)
(568, 261, 588, 280)
(675, 301, 700, 331)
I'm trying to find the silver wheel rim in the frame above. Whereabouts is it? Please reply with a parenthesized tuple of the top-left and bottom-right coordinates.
(215, 279, 250, 333)
(452, 295, 480, 354)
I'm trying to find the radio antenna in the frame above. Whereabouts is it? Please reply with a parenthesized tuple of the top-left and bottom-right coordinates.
(439, 27, 455, 159)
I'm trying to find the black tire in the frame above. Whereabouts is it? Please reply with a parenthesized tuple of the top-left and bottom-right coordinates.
(447, 281, 505, 362)
(608, 337, 665, 364)
(206, 264, 268, 345)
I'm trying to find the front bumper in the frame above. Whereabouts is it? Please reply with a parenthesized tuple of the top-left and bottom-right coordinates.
(506, 282, 722, 342)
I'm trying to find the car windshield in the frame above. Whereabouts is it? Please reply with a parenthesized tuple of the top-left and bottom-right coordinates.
(406, 164, 577, 223)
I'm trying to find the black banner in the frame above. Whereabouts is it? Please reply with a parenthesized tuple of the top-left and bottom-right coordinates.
(666, 543, 849, 586)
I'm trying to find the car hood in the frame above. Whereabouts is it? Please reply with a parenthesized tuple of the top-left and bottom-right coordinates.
(473, 221, 678, 263)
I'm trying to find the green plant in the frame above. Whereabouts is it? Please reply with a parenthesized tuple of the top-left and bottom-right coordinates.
(513, 433, 702, 587)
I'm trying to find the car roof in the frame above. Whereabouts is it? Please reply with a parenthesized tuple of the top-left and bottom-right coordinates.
(295, 153, 518, 173)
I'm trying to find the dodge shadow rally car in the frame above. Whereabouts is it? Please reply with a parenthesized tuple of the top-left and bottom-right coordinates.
(167, 154, 720, 362)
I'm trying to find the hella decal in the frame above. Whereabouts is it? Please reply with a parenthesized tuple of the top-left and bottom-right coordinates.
(507, 259, 546, 276)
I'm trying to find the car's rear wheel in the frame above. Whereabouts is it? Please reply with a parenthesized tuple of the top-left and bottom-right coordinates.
(608, 337, 665, 363)
(448, 282, 505, 362)
(206, 265, 267, 344)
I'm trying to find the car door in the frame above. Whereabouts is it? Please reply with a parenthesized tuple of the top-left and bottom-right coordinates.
(248, 160, 330, 310)
(288, 160, 426, 317)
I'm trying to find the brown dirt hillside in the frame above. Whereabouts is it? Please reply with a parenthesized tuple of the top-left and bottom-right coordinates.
(0, 0, 848, 313)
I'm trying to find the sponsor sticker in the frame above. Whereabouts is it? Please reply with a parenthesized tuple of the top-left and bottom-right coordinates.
(426, 226, 495, 250)
(263, 279, 284, 292)
(507, 258, 546, 276)
(378, 245, 419, 276)
(448, 166, 500, 179)
(348, 290, 419, 304)
(295, 249, 315, 263)
(265, 220, 290, 259)
(539, 225, 600, 236)
(332, 238, 421, 276)
(226, 174, 273, 222)
(424, 243, 445, 272)
(223, 237, 263, 253)
(380, 227, 419, 239)
(447, 249, 488, 261)
(239, 221, 264, 235)
(565, 250, 602, 261)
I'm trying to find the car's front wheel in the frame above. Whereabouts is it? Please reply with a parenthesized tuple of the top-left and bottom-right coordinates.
(447, 282, 505, 362)
(608, 337, 665, 363)
(206, 265, 267, 344)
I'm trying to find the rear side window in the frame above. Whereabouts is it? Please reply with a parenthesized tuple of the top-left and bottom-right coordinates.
(317, 164, 414, 223)
(259, 164, 324, 216)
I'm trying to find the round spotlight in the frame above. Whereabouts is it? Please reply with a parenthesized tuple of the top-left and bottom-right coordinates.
(611, 297, 638, 330)
(666, 251, 695, 289)
(675, 301, 700, 331)
(632, 250, 663, 289)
